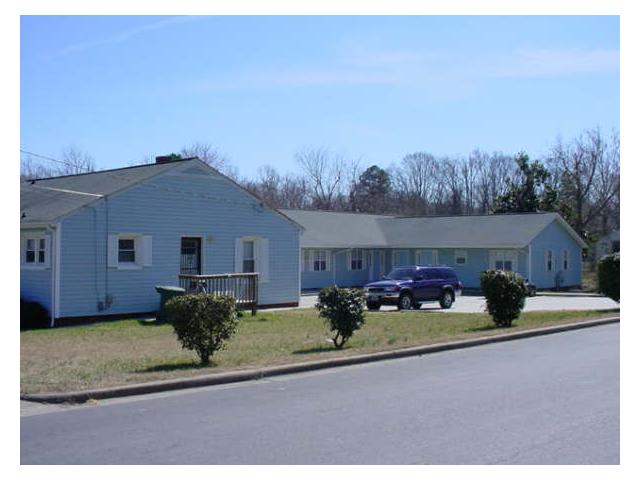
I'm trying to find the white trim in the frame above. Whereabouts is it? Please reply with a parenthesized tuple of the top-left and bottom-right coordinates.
(491, 250, 518, 272)
(20, 232, 50, 269)
(528, 244, 533, 284)
(53, 222, 62, 323)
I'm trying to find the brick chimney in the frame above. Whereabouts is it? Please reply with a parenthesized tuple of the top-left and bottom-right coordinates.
(155, 155, 175, 164)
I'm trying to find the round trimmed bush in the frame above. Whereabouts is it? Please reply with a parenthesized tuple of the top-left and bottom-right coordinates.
(480, 270, 528, 328)
(165, 294, 239, 365)
(597, 253, 620, 302)
(316, 286, 366, 348)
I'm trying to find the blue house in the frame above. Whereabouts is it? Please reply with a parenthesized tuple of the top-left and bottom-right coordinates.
(20, 157, 302, 325)
(281, 209, 587, 291)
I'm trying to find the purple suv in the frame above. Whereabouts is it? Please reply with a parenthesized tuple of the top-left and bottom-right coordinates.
(363, 266, 463, 311)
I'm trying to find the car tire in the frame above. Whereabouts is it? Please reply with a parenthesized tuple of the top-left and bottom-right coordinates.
(439, 290, 454, 309)
(398, 292, 413, 310)
(529, 287, 537, 297)
(366, 302, 381, 311)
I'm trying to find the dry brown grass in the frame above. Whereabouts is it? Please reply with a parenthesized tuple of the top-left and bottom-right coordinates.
(21, 307, 618, 394)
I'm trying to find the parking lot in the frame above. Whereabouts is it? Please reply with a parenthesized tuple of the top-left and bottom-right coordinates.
(294, 293, 618, 313)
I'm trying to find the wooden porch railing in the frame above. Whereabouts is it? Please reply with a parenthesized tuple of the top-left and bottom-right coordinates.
(178, 273, 259, 316)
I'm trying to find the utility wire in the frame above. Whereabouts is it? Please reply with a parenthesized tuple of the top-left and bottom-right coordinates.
(20, 148, 92, 172)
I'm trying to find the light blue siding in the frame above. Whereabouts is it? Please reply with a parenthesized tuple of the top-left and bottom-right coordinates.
(20, 268, 52, 313)
(302, 247, 532, 290)
(530, 220, 583, 289)
(58, 169, 300, 318)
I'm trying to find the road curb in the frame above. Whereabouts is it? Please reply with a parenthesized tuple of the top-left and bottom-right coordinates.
(21, 316, 619, 404)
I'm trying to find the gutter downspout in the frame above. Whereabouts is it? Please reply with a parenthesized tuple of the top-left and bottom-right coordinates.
(50, 222, 62, 327)
(528, 244, 533, 285)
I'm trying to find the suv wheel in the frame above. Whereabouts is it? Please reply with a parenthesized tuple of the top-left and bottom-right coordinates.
(398, 292, 413, 310)
(439, 290, 454, 309)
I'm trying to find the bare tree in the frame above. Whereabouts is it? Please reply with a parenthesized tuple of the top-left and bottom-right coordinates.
(59, 146, 96, 175)
(21, 147, 95, 180)
(390, 152, 442, 215)
(546, 128, 620, 240)
(180, 142, 238, 178)
(20, 156, 56, 181)
(296, 147, 347, 210)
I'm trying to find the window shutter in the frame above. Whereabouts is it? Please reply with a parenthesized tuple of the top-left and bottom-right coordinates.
(234, 238, 243, 273)
(346, 250, 352, 271)
(258, 238, 269, 283)
(20, 236, 26, 265)
(303, 250, 310, 272)
(44, 235, 52, 267)
(142, 236, 153, 267)
(325, 250, 331, 272)
(107, 235, 118, 267)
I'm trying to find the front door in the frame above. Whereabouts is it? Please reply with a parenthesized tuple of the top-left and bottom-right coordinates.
(181, 237, 202, 275)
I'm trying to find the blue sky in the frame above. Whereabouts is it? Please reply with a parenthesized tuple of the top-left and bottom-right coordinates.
(20, 15, 619, 178)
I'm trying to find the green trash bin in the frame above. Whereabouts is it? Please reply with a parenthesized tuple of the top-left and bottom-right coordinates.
(155, 285, 186, 323)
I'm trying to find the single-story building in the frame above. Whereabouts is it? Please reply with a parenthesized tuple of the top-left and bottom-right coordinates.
(21, 156, 588, 325)
(20, 157, 302, 325)
(281, 209, 588, 291)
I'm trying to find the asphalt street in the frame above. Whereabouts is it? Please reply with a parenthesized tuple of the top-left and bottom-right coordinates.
(21, 324, 619, 464)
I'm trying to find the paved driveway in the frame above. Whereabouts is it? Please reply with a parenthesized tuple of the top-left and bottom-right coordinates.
(294, 293, 618, 313)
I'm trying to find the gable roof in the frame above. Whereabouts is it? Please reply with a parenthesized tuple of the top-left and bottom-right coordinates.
(20, 159, 302, 229)
(282, 209, 587, 249)
(20, 159, 189, 225)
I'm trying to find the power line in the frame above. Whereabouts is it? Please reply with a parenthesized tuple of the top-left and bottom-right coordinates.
(20, 148, 91, 172)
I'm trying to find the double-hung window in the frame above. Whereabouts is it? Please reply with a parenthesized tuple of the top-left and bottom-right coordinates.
(562, 250, 569, 271)
(118, 238, 136, 264)
(242, 240, 256, 273)
(546, 250, 553, 272)
(350, 249, 363, 270)
(24, 236, 47, 266)
(313, 250, 327, 271)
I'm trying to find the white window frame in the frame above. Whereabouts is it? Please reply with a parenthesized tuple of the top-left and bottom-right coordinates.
(242, 239, 256, 273)
(392, 250, 409, 268)
(109, 233, 152, 270)
(309, 249, 328, 272)
(454, 250, 467, 266)
(21, 234, 49, 269)
(118, 237, 137, 265)
(546, 250, 554, 272)
(562, 250, 569, 271)
(492, 250, 518, 272)
(349, 249, 364, 271)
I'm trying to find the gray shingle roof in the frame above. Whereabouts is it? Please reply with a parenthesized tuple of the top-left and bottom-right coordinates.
(20, 159, 194, 224)
(280, 209, 392, 248)
(282, 209, 586, 249)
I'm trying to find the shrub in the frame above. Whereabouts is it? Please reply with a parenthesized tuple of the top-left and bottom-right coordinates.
(165, 294, 239, 365)
(20, 298, 50, 330)
(597, 253, 620, 302)
(316, 286, 366, 348)
(480, 270, 528, 328)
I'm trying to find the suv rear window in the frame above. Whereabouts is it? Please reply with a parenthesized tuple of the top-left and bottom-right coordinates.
(438, 268, 457, 279)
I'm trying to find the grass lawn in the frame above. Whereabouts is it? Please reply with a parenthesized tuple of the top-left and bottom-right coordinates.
(21, 307, 619, 394)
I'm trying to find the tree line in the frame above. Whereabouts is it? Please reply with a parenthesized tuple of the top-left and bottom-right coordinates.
(20, 127, 619, 248)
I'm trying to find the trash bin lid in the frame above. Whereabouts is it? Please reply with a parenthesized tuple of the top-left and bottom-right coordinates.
(155, 285, 186, 293)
